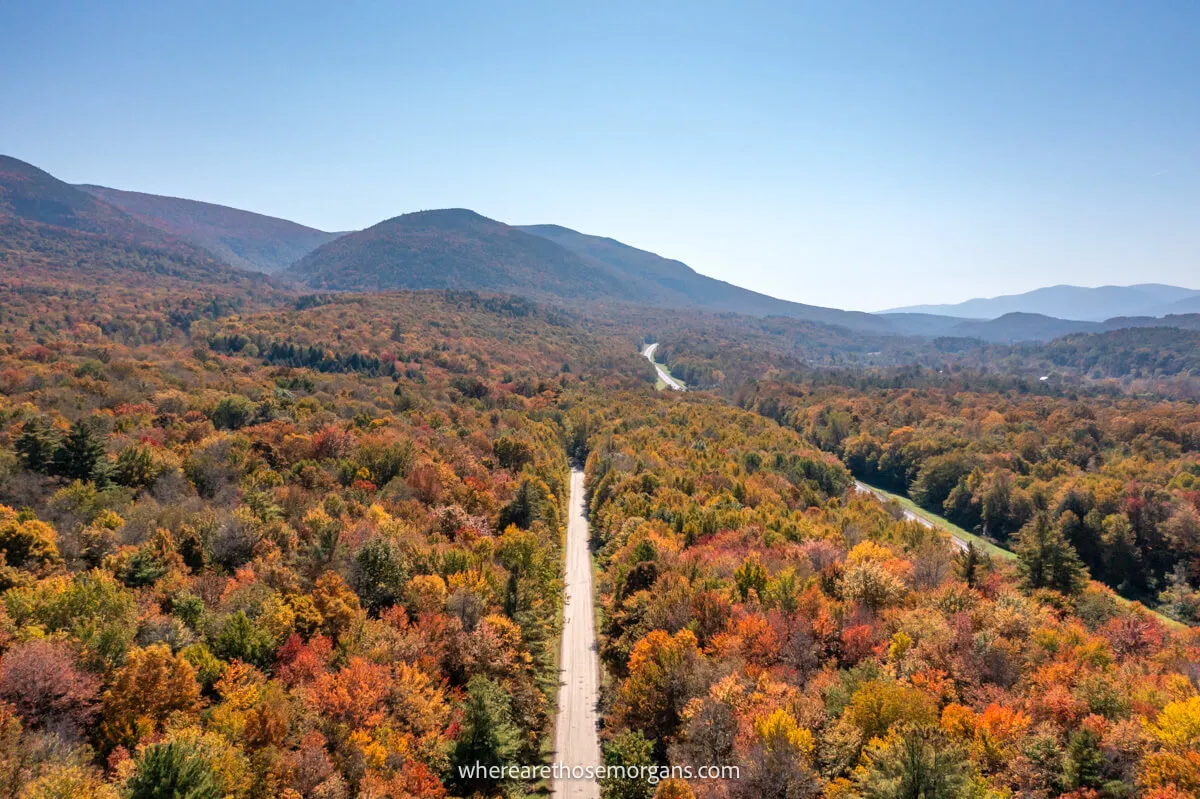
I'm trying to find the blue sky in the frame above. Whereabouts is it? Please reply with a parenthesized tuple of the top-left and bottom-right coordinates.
(2, 1, 1197, 311)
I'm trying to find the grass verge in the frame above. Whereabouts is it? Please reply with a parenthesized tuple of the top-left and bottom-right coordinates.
(855, 478, 1188, 631)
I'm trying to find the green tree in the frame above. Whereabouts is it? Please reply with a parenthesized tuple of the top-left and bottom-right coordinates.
(452, 676, 522, 792)
(1159, 565, 1200, 624)
(15, 417, 61, 474)
(210, 395, 257, 430)
(352, 536, 410, 612)
(113, 444, 159, 489)
(1062, 727, 1106, 792)
(51, 420, 107, 483)
(1015, 513, 1088, 595)
(1101, 513, 1145, 597)
(498, 476, 558, 531)
(855, 724, 973, 799)
(734, 554, 769, 601)
(126, 742, 219, 799)
(211, 611, 274, 667)
(954, 542, 988, 588)
(493, 436, 535, 471)
(911, 454, 975, 512)
(600, 730, 656, 799)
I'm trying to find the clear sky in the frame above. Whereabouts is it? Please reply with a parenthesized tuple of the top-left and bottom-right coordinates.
(2, 1, 1197, 311)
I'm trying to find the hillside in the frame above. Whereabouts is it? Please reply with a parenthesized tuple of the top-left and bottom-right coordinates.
(79, 184, 343, 273)
(0, 155, 259, 288)
(286, 209, 637, 300)
(519, 223, 895, 331)
(884, 282, 1200, 321)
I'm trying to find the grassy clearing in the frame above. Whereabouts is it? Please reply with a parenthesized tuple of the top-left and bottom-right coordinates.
(860, 480, 1015, 561)
(657, 362, 684, 390)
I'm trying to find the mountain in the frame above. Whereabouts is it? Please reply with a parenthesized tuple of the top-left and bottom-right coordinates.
(1159, 294, 1200, 316)
(78, 185, 343, 273)
(883, 283, 1200, 322)
(12, 155, 1195, 346)
(942, 312, 1102, 342)
(902, 311, 1200, 344)
(286, 209, 641, 299)
(517, 223, 895, 331)
(0, 155, 257, 287)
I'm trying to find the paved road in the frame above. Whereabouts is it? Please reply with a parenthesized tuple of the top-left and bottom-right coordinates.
(552, 468, 601, 799)
(853, 480, 967, 552)
(642, 342, 685, 391)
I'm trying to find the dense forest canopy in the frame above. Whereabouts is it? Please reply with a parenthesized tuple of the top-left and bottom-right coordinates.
(1, 263, 1199, 797)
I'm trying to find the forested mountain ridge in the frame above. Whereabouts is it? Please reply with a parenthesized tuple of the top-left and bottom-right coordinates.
(9, 154, 1200, 348)
(0, 155, 265, 289)
(285, 209, 639, 300)
(78, 184, 344, 274)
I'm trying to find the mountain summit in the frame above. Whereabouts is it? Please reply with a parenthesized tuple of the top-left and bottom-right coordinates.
(285, 209, 637, 299)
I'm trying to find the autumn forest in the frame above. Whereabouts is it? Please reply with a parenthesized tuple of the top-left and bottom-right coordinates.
(1, 154, 1199, 799)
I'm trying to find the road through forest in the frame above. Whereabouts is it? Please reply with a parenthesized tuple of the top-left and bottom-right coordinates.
(544, 364, 960, 799)
(552, 468, 601, 799)
(852, 480, 968, 552)
(641, 342, 685, 391)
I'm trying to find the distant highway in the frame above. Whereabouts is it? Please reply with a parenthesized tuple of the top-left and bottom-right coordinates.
(641, 342, 685, 391)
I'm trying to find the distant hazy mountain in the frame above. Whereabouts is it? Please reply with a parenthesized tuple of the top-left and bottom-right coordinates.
(78, 185, 343, 273)
(1159, 294, 1200, 316)
(943, 312, 1103, 342)
(518, 223, 893, 331)
(0, 155, 254, 286)
(883, 284, 1200, 322)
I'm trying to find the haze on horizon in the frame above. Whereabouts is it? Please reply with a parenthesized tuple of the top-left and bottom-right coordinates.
(2, 0, 1197, 312)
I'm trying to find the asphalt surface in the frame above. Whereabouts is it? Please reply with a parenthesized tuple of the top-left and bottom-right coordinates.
(551, 467, 602, 799)
(642, 342, 685, 391)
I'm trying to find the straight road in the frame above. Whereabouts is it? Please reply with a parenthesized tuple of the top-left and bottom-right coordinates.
(552, 467, 601, 799)
(642, 342, 685, 391)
